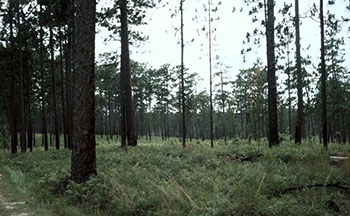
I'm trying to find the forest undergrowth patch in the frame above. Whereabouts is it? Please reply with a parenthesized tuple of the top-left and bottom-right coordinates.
(1, 137, 350, 215)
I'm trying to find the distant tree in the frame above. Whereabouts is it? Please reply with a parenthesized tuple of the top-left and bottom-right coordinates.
(71, 0, 97, 184)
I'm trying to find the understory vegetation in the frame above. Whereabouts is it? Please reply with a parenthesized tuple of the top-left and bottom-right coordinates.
(1, 136, 350, 216)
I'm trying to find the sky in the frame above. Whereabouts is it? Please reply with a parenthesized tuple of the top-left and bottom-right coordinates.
(95, 0, 350, 93)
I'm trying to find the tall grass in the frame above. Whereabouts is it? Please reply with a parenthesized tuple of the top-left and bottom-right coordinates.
(0, 136, 349, 215)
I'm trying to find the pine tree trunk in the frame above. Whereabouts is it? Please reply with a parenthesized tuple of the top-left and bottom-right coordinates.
(25, 41, 33, 152)
(119, 0, 137, 147)
(9, 3, 18, 155)
(40, 5, 48, 151)
(59, 28, 68, 149)
(71, 0, 97, 184)
(50, 26, 60, 150)
(65, 0, 74, 150)
(294, 0, 303, 144)
(180, 0, 186, 148)
(17, 4, 26, 153)
(265, 0, 279, 147)
(208, 0, 214, 148)
(320, 0, 328, 149)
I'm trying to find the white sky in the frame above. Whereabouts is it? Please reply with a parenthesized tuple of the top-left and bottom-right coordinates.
(96, 0, 350, 93)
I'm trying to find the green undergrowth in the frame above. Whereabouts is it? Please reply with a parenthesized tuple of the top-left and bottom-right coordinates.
(1, 137, 350, 215)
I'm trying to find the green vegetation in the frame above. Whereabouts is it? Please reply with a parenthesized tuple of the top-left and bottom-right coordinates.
(1, 137, 349, 216)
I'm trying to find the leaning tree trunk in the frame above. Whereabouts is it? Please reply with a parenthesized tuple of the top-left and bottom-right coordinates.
(294, 0, 304, 144)
(50, 26, 60, 150)
(119, 0, 137, 147)
(320, 0, 328, 149)
(265, 0, 279, 147)
(71, 0, 97, 184)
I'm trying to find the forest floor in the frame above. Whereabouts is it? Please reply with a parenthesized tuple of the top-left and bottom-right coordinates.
(1, 136, 350, 216)
(0, 158, 55, 216)
(0, 170, 32, 216)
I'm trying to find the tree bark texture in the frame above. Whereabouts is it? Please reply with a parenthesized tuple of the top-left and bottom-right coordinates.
(266, 0, 279, 147)
(71, 0, 97, 184)
(119, 0, 137, 147)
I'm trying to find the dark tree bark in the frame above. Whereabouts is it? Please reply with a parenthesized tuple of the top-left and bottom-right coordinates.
(17, 4, 26, 153)
(265, 0, 279, 147)
(63, 0, 74, 150)
(40, 5, 48, 151)
(320, 0, 328, 149)
(65, 27, 73, 150)
(50, 26, 60, 150)
(119, 0, 137, 148)
(71, 0, 97, 184)
(59, 28, 67, 148)
(208, 0, 213, 148)
(25, 38, 33, 152)
(294, 0, 304, 144)
(180, 0, 186, 148)
(9, 3, 18, 155)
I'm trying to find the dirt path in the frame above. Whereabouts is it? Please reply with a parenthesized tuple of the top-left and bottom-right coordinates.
(0, 173, 32, 216)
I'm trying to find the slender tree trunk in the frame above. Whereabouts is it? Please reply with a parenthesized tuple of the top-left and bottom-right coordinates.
(65, 0, 74, 150)
(9, 4, 18, 155)
(71, 0, 97, 184)
(119, 0, 137, 147)
(25, 37, 33, 152)
(265, 0, 279, 147)
(180, 0, 186, 148)
(17, 5, 26, 153)
(208, 0, 214, 148)
(320, 0, 328, 149)
(287, 43, 292, 137)
(148, 99, 152, 141)
(50, 26, 60, 150)
(294, 0, 303, 144)
(105, 92, 109, 142)
(40, 5, 48, 151)
(59, 28, 68, 148)
(109, 93, 113, 140)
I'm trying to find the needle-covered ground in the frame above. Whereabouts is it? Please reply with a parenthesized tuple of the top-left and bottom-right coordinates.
(1, 136, 350, 216)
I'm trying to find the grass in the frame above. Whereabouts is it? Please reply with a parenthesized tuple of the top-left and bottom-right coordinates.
(1, 136, 350, 215)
